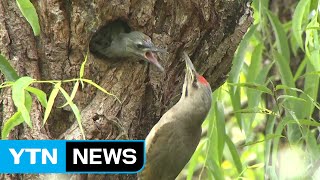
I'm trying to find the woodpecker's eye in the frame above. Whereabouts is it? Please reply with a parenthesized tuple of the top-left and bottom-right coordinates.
(192, 80, 198, 88)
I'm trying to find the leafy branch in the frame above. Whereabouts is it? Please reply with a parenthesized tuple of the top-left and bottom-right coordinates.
(0, 54, 119, 140)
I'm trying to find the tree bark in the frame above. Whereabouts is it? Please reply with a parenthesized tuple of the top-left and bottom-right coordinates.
(0, 0, 251, 179)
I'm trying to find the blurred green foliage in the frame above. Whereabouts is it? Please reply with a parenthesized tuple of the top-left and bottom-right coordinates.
(180, 0, 320, 179)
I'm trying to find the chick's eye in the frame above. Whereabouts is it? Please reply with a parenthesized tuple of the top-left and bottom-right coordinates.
(136, 43, 144, 49)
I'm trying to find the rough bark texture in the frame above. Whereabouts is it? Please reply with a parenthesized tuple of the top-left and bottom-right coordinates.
(0, 0, 251, 179)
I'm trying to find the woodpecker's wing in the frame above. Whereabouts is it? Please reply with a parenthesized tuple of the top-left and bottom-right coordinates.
(139, 121, 180, 180)
(139, 114, 201, 180)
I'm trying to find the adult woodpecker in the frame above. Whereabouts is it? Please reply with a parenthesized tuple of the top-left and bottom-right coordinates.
(89, 23, 165, 71)
(139, 53, 212, 180)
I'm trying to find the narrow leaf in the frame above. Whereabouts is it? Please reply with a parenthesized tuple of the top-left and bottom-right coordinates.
(215, 101, 226, 163)
(274, 52, 296, 93)
(2, 92, 32, 139)
(247, 43, 263, 82)
(80, 52, 88, 78)
(276, 84, 320, 110)
(1, 112, 24, 139)
(26, 86, 47, 108)
(187, 140, 206, 180)
(11, 77, 34, 127)
(225, 135, 243, 174)
(266, 10, 290, 61)
(16, 0, 40, 36)
(277, 95, 307, 102)
(229, 87, 242, 129)
(58, 86, 85, 140)
(292, 0, 311, 49)
(43, 82, 61, 125)
(228, 24, 258, 84)
(0, 54, 19, 81)
(228, 82, 273, 95)
(293, 57, 307, 81)
(234, 107, 278, 116)
(244, 134, 284, 146)
(81, 79, 121, 103)
(60, 81, 79, 108)
(207, 159, 225, 180)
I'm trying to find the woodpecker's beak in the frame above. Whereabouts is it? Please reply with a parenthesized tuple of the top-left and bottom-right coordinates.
(183, 52, 197, 81)
(143, 46, 166, 72)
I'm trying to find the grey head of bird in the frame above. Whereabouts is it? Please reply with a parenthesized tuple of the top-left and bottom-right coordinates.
(179, 52, 212, 124)
(109, 31, 166, 72)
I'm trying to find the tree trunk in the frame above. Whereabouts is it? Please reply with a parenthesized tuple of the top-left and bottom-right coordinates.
(0, 0, 251, 179)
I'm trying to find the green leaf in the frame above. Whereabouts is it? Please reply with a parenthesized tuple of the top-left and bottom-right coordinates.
(298, 119, 320, 126)
(225, 135, 243, 174)
(229, 87, 242, 129)
(59, 81, 79, 108)
(266, 10, 290, 61)
(11, 77, 34, 127)
(2, 92, 32, 139)
(227, 25, 257, 130)
(273, 52, 296, 93)
(305, 15, 320, 71)
(187, 140, 206, 180)
(300, 71, 320, 77)
(293, 57, 307, 81)
(80, 52, 88, 79)
(275, 84, 303, 92)
(25, 91, 32, 111)
(0, 54, 19, 81)
(228, 24, 258, 85)
(228, 82, 273, 95)
(215, 101, 226, 163)
(244, 134, 284, 146)
(43, 82, 61, 125)
(16, 0, 40, 36)
(292, 0, 311, 49)
(264, 112, 277, 169)
(276, 84, 320, 110)
(26, 86, 47, 108)
(247, 43, 263, 82)
(290, 28, 299, 56)
(305, 130, 320, 161)
(58, 86, 85, 140)
(277, 95, 307, 103)
(207, 159, 225, 180)
(233, 107, 278, 116)
(81, 79, 121, 103)
(205, 93, 226, 169)
(301, 61, 320, 117)
(1, 112, 24, 139)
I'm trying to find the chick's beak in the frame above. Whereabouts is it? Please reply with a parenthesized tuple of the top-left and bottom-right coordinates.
(143, 46, 166, 72)
(144, 51, 164, 72)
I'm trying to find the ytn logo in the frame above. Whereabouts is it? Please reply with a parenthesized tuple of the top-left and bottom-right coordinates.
(9, 148, 57, 164)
